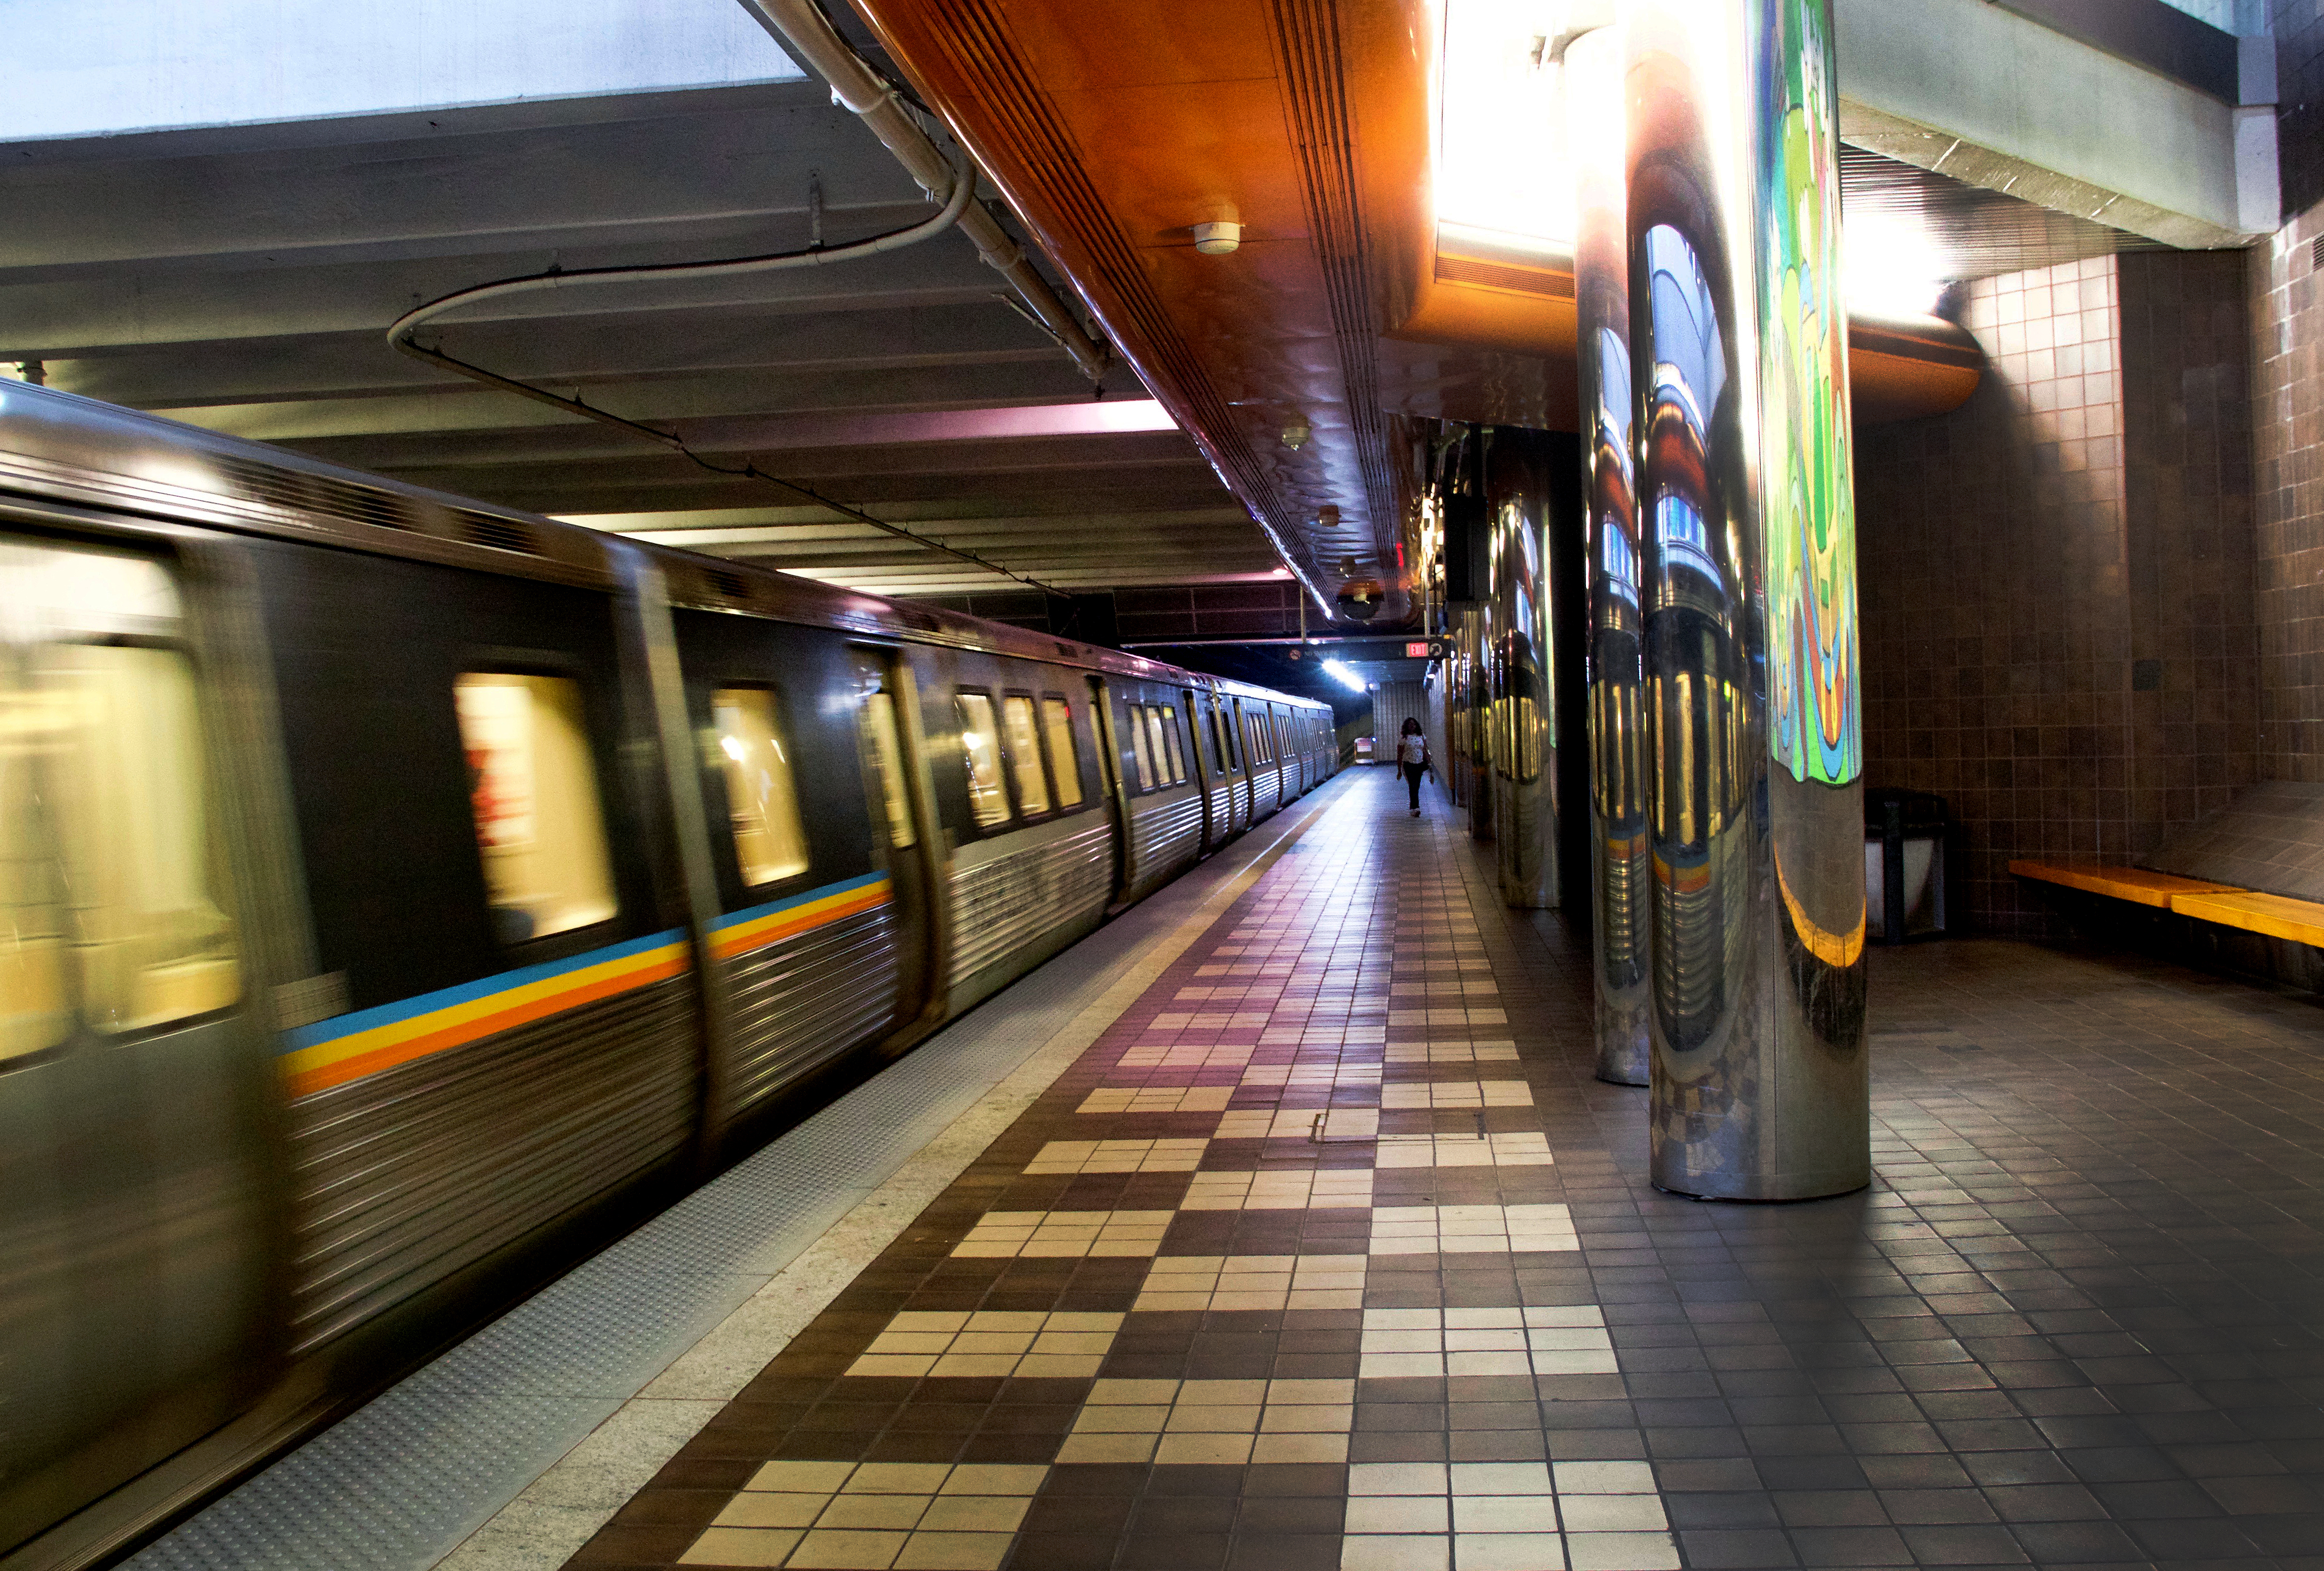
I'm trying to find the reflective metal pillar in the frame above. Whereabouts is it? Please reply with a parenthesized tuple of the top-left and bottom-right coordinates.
(1627, 0, 1868, 1198)
(1571, 23, 1650, 1086)
(1487, 431, 1559, 908)
(1444, 603, 1477, 808)
(1458, 601, 1495, 841)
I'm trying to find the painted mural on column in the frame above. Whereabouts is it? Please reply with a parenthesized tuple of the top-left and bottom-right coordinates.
(1756, 0, 1859, 787)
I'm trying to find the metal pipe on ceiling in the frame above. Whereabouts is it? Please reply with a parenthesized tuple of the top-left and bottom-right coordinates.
(738, 0, 1110, 383)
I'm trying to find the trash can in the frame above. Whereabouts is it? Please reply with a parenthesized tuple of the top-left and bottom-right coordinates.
(1864, 789, 1950, 943)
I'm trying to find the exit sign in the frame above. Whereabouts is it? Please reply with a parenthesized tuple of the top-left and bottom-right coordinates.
(1405, 641, 1432, 658)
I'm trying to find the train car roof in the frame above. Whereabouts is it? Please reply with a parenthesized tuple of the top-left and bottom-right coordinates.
(0, 380, 1323, 709)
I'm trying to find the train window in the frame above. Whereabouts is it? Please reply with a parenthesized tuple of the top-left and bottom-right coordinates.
(956, 691, 1012, 828)
(1001, 694, 1051, 815)
(1160, 710, 1187, 783)
(1142, 706, 1173, 785)
(711, 687, 809, 886)
(455, 673, 618, 941)
(861, 690, 916, 849)
(1126, 702, 1155, 791)
(1042, 697, 1084, 808)
(1, 542, 242, 1050)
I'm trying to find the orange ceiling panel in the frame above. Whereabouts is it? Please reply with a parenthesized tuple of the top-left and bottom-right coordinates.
(1046, 78, 1312, 245)
(854, 0, 1979, 626)
(986, 2, 1280, 93)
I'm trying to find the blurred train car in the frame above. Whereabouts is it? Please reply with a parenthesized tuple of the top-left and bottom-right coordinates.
(0, 380, 1336, 1570)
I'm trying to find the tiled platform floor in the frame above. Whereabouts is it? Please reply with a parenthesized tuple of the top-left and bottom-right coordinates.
(564, 768, 2324, 1571)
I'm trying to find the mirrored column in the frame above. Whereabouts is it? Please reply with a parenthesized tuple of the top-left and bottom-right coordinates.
(1487, 430, 1559, 908)
(1458, 601, 1495, 841)
(1570, 23, 1650, 1086)
(1626, 0, 1868, 1198)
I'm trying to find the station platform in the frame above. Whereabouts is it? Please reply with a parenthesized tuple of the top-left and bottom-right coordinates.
(138, 767, 2324, 1571)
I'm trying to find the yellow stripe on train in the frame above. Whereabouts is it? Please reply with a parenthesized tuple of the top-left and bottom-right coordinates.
(280, 940, 691, 1098)
(711, 878, 891, 960)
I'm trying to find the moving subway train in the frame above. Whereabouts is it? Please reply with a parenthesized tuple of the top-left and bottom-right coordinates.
(0, 380, 1338, 1570)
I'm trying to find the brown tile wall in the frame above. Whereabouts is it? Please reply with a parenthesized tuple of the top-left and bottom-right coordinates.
(1856, 251, 2258, 936)
(2121, 250, 2261, 840)
(2251, 211, 2324, 778)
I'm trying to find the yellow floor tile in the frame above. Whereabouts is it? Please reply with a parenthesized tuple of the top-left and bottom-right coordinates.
(939, 1465, 1050, 1496)
(843, 1463, 955, 1494)
(1054, 1431, 1158, 1464)
(786, 1528, 910, 1568)
(814, 1495, 929, 1530)
(1153, 1433, 1255, 1466)
(947, 1332, 1037, 1355)
(745, 1461, 857, 1493)
(678, 1526, 801, 1566)
(891, 1532, 1014, 1571)
(713, 1492, 827, 1528)
(927, 1353, 1021, 1378)
(914, 1495, 1031, 1532)
(1012, 1353, 1104, 1378)
(843, 1354, 937, 1378)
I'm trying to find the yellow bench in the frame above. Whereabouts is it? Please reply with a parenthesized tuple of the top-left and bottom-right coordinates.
(2006, 861, 2238, 908)
(2009, 859, 2324, 946)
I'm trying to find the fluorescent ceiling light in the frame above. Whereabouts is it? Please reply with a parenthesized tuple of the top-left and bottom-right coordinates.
(1437, 0, 1577, 253)
(1321, 659, 1369, 693)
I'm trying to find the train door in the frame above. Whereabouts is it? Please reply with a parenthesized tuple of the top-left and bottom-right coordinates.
(848, 647, 938, 1034)
(1204, 693, 1242, 838)
(1090, 674, 1132, 902)
(1181, 690, 1217, 850)
(0, 530, 277, 1552)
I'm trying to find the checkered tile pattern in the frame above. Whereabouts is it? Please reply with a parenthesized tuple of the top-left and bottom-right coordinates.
(585, 773, 1685, 1571)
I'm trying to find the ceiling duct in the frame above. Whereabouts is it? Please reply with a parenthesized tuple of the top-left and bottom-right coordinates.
(736, 0, 1110, 383)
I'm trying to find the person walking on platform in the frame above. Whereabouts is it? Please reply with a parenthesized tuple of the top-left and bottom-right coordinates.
(1396, 716, 1430, 816)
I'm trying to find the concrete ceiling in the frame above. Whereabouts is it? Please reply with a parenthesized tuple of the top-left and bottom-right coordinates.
(0, 78, 1283, 597)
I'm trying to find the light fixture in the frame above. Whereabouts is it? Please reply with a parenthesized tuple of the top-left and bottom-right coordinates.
(1436, 0, 1579, 257)
(1281, 418, 1311, 451)
(1318, 505, 1342, 528)
(1193, 221, 1242, 255)
(1269, 566, 1293, 579)
(1321, 658, 1368, 693)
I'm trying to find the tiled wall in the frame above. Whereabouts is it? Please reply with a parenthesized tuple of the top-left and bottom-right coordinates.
(2120, 250, 2262, 841)
(1856, 251, 2258, 936)
(2250, 211, 2324, 780)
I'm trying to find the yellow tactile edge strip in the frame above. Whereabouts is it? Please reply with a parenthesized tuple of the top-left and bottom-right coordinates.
(432, 781, 1353, 1571)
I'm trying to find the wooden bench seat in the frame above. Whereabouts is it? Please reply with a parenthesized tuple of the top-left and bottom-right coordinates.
(2167, 889, 2324, 948)
(2011, 859, 2324, 947)
(2005, 860, 2239, 908)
